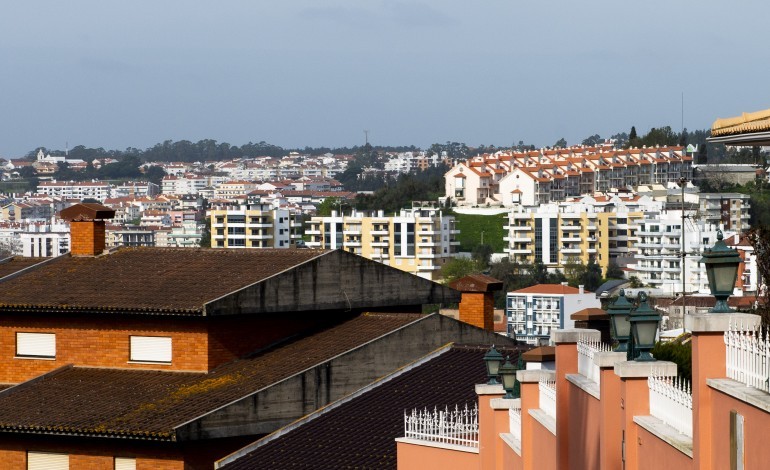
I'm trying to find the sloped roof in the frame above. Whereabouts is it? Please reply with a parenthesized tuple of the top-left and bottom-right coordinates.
(218, 345, 524, 470)
(0, 312, 425, 440)
(0, 248, 460, 316)
(512, 284, 587, 295)
(712, 108, 770, 137)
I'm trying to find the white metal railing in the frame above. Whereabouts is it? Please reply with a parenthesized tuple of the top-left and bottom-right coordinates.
(725, 325, 770, 393)
(577, 335, 611, 386)
(539, 376, 557, 419)
(648, 372, 692, 437)
(509, 402, 522, 443)
(404, 404, 479, 448)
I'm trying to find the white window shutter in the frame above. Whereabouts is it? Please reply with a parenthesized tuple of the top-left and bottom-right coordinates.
(130, 336, 172, 363)
(27, 452, 69, 470)
(17, 333, 56, 358)
(114, 457, 137, 470)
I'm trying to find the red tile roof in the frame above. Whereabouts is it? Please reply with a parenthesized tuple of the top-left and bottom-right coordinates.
(512, 284, 589, 295)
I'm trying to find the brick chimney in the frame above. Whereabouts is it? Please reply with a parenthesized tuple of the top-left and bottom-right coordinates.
(449, 274, 503, 331)
(59, 203, 116, 256)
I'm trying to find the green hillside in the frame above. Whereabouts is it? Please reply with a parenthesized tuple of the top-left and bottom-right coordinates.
(451, 212, 507, 252)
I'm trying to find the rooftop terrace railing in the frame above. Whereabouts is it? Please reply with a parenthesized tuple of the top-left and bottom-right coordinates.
(403, 404, 479, 449)
(725, 324, 770, 393)
(578, 334, 611, 386)
(648, 371, 692, 437)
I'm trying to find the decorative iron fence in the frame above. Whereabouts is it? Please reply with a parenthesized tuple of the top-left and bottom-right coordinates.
(725, 325, 770, 393)
(648, 371, 692, 437)
(404, 404, 479, 448)
(577, 335, 611, 386)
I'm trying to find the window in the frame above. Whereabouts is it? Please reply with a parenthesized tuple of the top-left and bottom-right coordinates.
(27, 452, 69, 470)
(17, 333, 55, 359)
(114, 457, 136, 470)
(129, 336, 172, 363)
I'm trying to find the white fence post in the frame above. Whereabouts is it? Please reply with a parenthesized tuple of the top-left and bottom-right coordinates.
(539, 375, 557, 420)
(577, 334, 611, 386)
(724, 324, 770, 393)
(509, 402, 522, 444)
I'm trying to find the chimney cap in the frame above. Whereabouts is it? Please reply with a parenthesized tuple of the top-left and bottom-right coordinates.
(60, 203, 116, 222)
(449, 273, 503, 293)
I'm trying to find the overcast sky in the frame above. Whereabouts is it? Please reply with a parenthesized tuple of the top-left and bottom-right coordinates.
(1, 1, 769, 157)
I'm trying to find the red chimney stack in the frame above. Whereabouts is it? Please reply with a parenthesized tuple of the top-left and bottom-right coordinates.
(59, 203, 116, 256)
(449, 274, 503, 331)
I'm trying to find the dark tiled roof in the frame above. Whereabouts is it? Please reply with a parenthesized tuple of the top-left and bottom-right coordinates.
(0, 247, 327, 315)
(0, 257, 48, 279)
(0, 312, 423, 440)
(219, 344, 524, 470)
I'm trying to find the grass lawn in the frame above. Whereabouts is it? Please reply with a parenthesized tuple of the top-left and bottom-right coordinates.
(451, 212, 507, 252)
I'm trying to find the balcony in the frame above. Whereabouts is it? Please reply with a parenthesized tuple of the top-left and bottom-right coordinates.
(305, 229, 321, 235)
(510, 225, 532, 231)
(417, 240, 440, 247)
(561, 236, 581, 242)
(560, 225, 581, 231)
(510, 236, 531, 243)
(509, 248, 531, 254)
(561, 247, 582, 254)
(345, 241, 362, 247)
(343, 229, 362, 235)
(248, 222, 273, 228)
(370, 229, 389, 235)
(371, 241, 390, 247)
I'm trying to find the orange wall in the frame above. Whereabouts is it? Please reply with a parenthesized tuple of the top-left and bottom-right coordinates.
(502, 442, 523, 470)
(599, 366, 623, 469)
(636, 426, 693, 470)
(531, 419, 557, 470)
(710, 388, 770, 468)
(567, 382, 601, 470)
(396, 441, 479, 470)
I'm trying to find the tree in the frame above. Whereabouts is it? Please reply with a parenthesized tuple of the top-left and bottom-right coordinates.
(581, 259, 603, 292)
(199, 218, 211, 248)
(440, 258, 483, 284)
(581, 134, 602, 146)
(144, 165, 166, 186)
(554, 138, 567, 148)
(472, 244, 494, 267)
(605, 261, 624, 280)
(747, 227, 770, 326)
(316, 197, 342, 217)
(628, 126, 638, 146)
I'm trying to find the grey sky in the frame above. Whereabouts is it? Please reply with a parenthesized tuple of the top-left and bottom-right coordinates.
(1, 1, 769, 157)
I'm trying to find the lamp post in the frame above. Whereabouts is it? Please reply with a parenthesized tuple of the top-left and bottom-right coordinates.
(498, 356, 518, 399)
(483, 345, 504, 385)
(607, 288, 634, 354)
(629, 292, 662, 361)
(699, 229, 742, 313)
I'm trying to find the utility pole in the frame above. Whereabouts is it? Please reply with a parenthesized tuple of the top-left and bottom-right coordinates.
(677, 176, 688, 319)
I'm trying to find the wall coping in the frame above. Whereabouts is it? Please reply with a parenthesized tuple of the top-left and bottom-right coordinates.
(395, 437, 480, 454)
(594, 351, 627, 368)
(551, 328, 600, 344)
(684, 312, 761, 333)
(708, 378, 770, 413)
(566, 373, 600, 400)
(500, 432, 521, 457)
(614, 360, 677, 378)
(529, 408, 556, 435)
(475, 383, 505, 396)
(490, 397, 520, 410)
(516, 369, 556, 383)
(633, 415, 693, 458)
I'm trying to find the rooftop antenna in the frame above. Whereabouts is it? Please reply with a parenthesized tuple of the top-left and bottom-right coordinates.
(65, 141, 68, 157)
(364, 130, 369, 146)
(681, 92, 684, 134)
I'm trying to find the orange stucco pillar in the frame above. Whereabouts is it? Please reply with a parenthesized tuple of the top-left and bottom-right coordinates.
(594, 351, 627, 470)
(614, 360, 677, 470)
(516, 369, 551, 470)
(476, 384, 504, 470)
(552, 329, 598, 470)
(685, 312, 760, 470)
(490, 396, 520, 469)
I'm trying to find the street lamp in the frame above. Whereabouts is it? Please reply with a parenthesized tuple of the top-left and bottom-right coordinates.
(629, 292, 661, 362)
(607, 288, 633, 353)
(498, 356, 518, 399)
(483, 345, 504, 385)
(699, 229, 742, 313)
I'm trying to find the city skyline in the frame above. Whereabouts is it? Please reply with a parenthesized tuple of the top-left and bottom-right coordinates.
(2, 1, 769, 157)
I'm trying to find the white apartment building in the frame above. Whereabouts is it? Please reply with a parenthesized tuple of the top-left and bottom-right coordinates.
(37, 181, 111, 201)
(161, 175, 208, 195)
(506, 283, 601, 346)
(697, 193, 751, 232)
(20, 222, 70, 257)
(207, 203, 301, 249)
(628, 211, 744, 296)
(304, 204, 459, 280)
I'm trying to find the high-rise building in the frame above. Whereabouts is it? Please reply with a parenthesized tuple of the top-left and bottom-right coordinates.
(207, 203, 302, 249)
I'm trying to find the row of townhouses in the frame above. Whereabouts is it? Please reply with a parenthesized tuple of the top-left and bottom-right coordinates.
(445, 145, 693, 207)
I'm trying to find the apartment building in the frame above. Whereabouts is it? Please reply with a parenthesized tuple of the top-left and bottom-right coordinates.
(506, 283, 601, 345)
(628, 211, 749, 296)
(698, 193, 751, 232)
(37, 180, 111, 201)
(208, 202, 301, 249)
(503, 194, 657, 272)
(304, 205, 459, 280)
(446, 145, 692, 207)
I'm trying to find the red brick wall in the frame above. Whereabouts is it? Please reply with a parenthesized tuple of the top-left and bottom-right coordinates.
(458, 292, 495, 331)
(70, 220, 106, 256)
(0, 433, 258, 470)
(0, 313, 351, 383)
